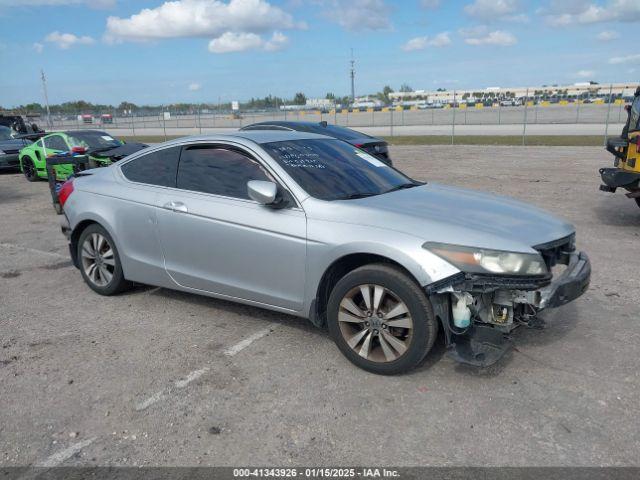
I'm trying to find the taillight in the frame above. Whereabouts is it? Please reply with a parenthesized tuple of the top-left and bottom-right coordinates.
(58, 179, 74, 207)
(355, 143, 363, 148)
(71, 146, 87, 154)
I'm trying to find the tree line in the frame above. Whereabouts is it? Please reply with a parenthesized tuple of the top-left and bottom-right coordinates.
(2, 84, 423, 115)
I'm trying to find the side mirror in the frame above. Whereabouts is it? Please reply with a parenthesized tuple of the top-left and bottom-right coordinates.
(247, 180, 278, 205)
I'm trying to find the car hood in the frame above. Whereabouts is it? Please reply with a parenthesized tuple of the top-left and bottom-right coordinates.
(308, 183, 575, 253)
(0, 138, 28, 150)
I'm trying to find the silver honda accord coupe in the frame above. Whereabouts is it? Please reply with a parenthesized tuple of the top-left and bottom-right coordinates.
(59, 131, 590, 374)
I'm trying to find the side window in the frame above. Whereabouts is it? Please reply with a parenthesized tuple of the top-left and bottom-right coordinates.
(121, 146, 180, 187)
(44, 135, 68, 151)
(177, 146, 271, 199)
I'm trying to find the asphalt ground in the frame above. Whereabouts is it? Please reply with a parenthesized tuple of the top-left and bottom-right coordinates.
(1, 145, 639, 467)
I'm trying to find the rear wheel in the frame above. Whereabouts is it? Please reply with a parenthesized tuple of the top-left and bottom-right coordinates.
(21, 157, 38, 182)
(77, 224, 131, 295)
(327, 264, 437, 375)
(635, 198, 640, 209)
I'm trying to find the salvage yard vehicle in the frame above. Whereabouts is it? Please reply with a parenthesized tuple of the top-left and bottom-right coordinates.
(58, 131, 590, 374)
(0, 125, 31, 171)
(599, 87, 640, 208)
(240, 121, 392, 165)
(18, 130, 143, 182)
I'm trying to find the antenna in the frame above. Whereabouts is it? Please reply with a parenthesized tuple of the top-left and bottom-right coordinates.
(40, 69, 52, 128)
(350, 48, 355, 103)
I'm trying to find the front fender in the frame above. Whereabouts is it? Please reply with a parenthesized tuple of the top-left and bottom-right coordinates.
(303, 219, 460, 318)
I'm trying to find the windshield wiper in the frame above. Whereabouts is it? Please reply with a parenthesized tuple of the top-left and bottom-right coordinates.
(383, 182, 423, 194)
(334, 192, 380, 200)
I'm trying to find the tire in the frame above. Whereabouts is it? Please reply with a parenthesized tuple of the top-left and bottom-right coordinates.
(21, 157, 38, 182)
(77, 224, 132, 295)
(635, 198, 640, 209)
(327, 263, 437, 375)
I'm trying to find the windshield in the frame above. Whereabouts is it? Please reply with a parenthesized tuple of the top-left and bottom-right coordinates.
(262, 139, 417, 201)
(0, 126, 12, 141)
(66, 131, 122, 150)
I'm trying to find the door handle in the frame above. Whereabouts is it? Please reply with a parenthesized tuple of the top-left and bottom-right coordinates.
(163, 201, 188, 213)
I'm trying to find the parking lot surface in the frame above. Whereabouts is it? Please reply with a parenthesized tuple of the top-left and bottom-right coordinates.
(1, 145, 639, 467)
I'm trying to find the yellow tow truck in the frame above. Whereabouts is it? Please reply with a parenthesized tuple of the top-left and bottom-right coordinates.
(599, 86, 640, 209)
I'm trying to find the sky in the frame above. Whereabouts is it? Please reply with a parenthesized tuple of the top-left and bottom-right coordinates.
(0, 0, 638, 107)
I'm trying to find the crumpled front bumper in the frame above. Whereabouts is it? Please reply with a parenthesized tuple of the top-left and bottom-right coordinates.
(539, 251, 591, 309)
(436, 250, 591, 368)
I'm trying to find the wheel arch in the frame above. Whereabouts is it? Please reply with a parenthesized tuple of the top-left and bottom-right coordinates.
(69, 219, 99, 268)
(310, 252, 421, 328)
(69, 216, 120, 270)
(19, 153, 32, 169)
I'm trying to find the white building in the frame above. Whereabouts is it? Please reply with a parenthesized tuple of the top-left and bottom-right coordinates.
(352, 96, 383, 108)
(390, 82, 639, 104)
(305, 98, 334, 109)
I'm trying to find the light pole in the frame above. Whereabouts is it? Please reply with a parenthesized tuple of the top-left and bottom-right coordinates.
(41, 69, 52, 128)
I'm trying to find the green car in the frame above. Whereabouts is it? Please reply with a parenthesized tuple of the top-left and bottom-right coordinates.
(19, 130, 124, 182)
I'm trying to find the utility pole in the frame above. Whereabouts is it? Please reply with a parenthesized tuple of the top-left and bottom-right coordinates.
(350, 49, 355, 103)
(40, 69, 52, 128)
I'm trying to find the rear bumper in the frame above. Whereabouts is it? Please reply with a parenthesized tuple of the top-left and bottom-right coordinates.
(60, 215, 79, 269)
(539, 251, 591, 309)
(599, 167, 640, 192)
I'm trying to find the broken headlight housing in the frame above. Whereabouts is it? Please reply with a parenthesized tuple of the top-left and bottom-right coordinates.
(423, 242, 548, 276)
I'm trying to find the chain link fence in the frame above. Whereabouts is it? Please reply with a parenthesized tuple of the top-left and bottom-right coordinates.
(44, 86, 628, 144)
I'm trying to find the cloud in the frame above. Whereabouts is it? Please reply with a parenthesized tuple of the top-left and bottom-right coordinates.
(576, 70, 595, 78)
(105, 0, 303, 45)
(464, 0, 528, 21)
(542, 0, 640, 25)
(461, 27, 517, 46)
(597, 30, 619, 41)
(33, 42, 44, 53)
(263, 31, 288, 51)
(188, 82, 202, 91)
(208, 31, 288, 53)
(0, 0, 115, 8)
(402, 32, 451, 51)
(610, 53, 640, 64)
(322, 0, 391, 31)
(420, 0, 440, 7)
(44, 31, 95, 49)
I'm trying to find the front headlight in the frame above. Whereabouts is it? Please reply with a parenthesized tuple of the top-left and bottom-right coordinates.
(0, 150, 5, 155)
(423, 242, 548, 276)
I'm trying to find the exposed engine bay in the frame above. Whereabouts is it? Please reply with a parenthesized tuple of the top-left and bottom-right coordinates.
(427, 235, 590, 367)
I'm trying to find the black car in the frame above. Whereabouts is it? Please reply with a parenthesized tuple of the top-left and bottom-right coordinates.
(0, 125, 30, 171)
(240, 121, 392, 164)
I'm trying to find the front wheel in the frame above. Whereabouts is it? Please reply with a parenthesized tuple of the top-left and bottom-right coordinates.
(77, 224, 132, 295)
(327, 264, 437, 375)
(21, 157, 38, 182)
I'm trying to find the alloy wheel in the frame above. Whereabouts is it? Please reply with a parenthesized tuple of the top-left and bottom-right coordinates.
(337, 284, 413, 363)
(81, 233, 116, 287)
(23, 159, 35, 179)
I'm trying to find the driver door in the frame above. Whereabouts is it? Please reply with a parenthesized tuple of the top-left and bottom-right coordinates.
(155, 143, 307, 312)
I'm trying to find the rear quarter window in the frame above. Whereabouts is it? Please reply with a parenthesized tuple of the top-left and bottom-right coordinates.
(121, 146, 181, 187)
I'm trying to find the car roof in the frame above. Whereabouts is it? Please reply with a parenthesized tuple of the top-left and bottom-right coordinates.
(156, 130, 335, 148)
(246, 121, 324, 128)
(61, 130, 109, 136)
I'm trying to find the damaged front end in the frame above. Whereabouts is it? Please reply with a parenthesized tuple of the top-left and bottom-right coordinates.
(425, 235, 591, 367)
